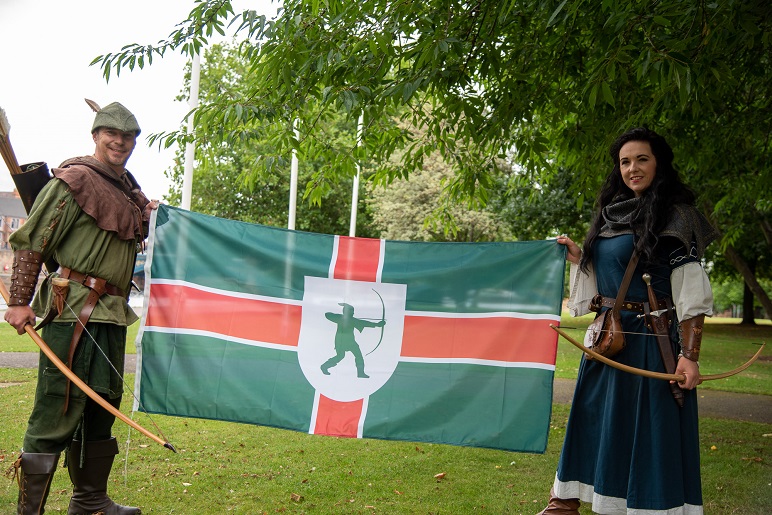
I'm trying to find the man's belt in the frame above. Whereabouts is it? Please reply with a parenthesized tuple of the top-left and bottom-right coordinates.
(59, 267, 127, 298)
(56, 267, 127, 413)
(590, 294, 669, 314)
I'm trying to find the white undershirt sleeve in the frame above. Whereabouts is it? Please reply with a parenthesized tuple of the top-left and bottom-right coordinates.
(567, 262, 597, 317)
(670, 261, 714, 321)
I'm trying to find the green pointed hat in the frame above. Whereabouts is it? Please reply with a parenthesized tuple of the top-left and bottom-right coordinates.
(91, 102, 141, 135)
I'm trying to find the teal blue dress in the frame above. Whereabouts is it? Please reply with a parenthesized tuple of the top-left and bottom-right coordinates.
(554, 234, 702, 514)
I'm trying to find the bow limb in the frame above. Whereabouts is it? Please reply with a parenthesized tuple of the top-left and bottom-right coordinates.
(697, 343, 765, 381)
(550, 325, 765, 383)
(0, 282, 176, 452)
(26, 324, 176, 451)
(550, 325, 683, 382)
(365, 288, 386, 357)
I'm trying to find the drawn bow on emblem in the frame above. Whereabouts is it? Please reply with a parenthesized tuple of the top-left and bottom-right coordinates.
(365, 288, 386, 357)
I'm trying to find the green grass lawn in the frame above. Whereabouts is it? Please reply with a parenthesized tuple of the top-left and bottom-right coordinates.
(0, 317, 769, 513)
(0, 369, 768, 514)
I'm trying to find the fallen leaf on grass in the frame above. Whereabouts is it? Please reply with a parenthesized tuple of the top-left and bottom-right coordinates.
(434, 472, 446, 480)
(290, 493, 303, 502)
(394, 489, 403, 495)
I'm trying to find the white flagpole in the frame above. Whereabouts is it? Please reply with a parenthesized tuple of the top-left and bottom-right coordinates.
(348, 112, 364, 237)
(288, 119, 299, 230)
(181, 52, 201, 211)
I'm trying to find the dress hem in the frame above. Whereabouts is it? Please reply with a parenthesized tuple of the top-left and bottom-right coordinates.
(553, 476, 703, 515)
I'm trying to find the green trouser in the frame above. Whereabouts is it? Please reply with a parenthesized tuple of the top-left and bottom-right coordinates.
(22, 322, 127, 454)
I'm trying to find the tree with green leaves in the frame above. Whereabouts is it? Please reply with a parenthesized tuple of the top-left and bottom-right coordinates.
(95, 0, 771, 316)
(706, 230, 772, 323)
(491, 166, 595, 242)
(162, 42, 376, 236)
(367, 151, 511, 242)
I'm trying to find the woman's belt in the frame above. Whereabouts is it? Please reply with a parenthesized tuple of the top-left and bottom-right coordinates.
(589, 294, 670, 313)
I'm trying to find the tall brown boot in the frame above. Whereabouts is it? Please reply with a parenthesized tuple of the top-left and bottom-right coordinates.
(13, 451, 60, 515)
(536, 488, 580, 514)
(67, 438, 141, 515)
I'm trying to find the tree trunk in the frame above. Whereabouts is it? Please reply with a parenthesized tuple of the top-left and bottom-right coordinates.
(724, 245, 772, 320)
(741, 281, 756, 325)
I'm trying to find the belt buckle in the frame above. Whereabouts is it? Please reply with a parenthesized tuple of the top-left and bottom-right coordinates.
(589, 294, 604, 313)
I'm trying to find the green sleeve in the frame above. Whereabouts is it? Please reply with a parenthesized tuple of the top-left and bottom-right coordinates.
(10, 179, 140, 326)
(9, 179, 81, 261)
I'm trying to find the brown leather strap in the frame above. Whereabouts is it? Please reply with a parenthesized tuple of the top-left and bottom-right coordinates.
(589, 252, 640, 314)
(643, 276, 684, 407)
(56, 267, 125, 413)
(34, 267, 127, 329)
(612, 253, 639, 317)
(591, 295, 670, 313)
(58, 267, 127, 298)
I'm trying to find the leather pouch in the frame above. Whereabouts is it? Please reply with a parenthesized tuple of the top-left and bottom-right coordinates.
(584, 308, 625, 359)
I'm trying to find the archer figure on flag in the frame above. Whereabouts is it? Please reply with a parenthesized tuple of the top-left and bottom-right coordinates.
(321, 302, 385, 378)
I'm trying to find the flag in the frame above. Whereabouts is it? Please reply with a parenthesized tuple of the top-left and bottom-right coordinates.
(136, 205, 566, 453)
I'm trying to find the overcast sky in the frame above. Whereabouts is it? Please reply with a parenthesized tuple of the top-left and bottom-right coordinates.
(0, 0, 278, 201)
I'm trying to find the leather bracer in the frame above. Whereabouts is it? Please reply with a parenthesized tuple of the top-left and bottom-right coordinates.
(8, 250, 43, 306)
(679, 315, 705, 362)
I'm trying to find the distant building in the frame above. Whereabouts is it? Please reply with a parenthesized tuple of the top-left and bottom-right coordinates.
(0, 190, 27, 271)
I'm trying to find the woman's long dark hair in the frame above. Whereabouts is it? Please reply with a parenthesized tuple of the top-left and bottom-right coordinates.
(579, 127, 696, 271)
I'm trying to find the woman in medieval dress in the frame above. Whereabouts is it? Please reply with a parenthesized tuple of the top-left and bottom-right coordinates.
(539, 127, 717, 514)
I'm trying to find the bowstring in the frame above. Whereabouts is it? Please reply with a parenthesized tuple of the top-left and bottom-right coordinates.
(560, 327, 663, 337)
(54, 281, 172, 448)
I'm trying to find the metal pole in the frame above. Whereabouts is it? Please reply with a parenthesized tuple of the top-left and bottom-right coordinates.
(288, 119, 299, 230)
(348, 112, 364, 237)
(181, 53, 201, 211)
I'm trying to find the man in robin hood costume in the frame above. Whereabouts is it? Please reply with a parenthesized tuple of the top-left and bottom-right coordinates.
(5, 102, 156, 514)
